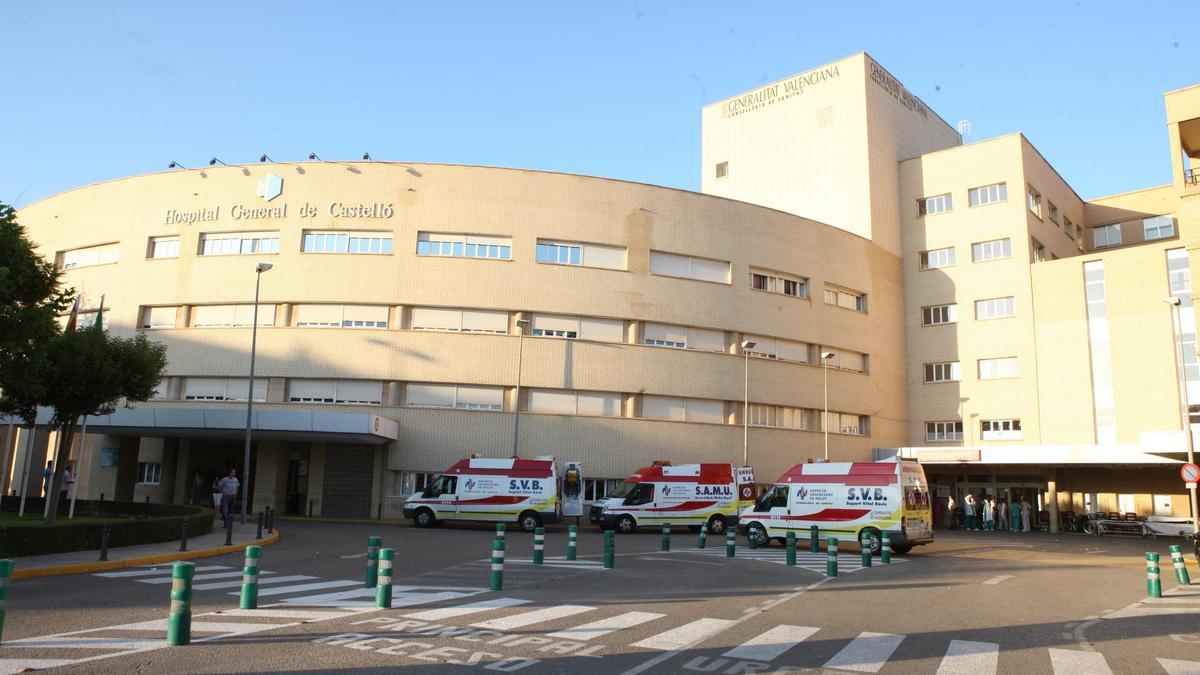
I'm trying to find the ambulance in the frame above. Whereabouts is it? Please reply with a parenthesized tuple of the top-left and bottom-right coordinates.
(402, 456, 562, 532)
(739, 460, 933, 554)
(589, 463, 755, 534)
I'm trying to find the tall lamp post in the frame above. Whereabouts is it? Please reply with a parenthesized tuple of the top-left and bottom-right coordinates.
(740, 341, 756, 466)
(821, 351, 837, 462)
(1165, 296, 1200, 534)
(512, 318, 531, 457)
(241, 262, 273, 525)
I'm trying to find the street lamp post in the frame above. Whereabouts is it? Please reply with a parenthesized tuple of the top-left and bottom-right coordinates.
(241, 262, 273, 525)
(512, 319, 531, 457)
(741, 341, 756, 466)
(821, 352, 837, 462)
(1165, 296, 1200, 534)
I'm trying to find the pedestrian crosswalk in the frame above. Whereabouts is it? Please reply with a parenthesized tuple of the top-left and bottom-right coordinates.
(667, 546, 911, 574)
(1104, 582, 1200, 620)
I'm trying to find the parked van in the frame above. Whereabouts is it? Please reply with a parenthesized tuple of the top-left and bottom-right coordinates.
(739, 460, 933, 554)
(590, 463, 754, 534)
(403, 457, 561, 532)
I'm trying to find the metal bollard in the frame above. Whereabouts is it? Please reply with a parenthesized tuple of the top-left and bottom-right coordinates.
(490, 539, 505, 591)
(98, 522, 112, 561)
(786, 531, 796, 566)
(179, 517, 189, 552)
(376, 548, 394, 608)
(726, 528, 736, 557)
(1147, 552, 1163, 598)
(661, 522, 671, 551)
(748, 528, 757, 549)
(240, 545, 262, 609)
(698, 523, 707, 549)
(603, 531, 615, 569)
(266, 506, 274, 534)
(166, 561, 195, 645)
(0, 525, 5, 558)
(1170, 544, 1191, 585)
(308, 500, 313, 517)
(881, 532, 891, 564)
(810, 525, 819, 553)
(496, 523, 506, 542)
(377, 503, 382, 520)
(0, 559, 13, 643)
(860, 532, 872, 568)
(533, 527, 545, 565)
(366, 536, 382, 587)
(827, 537, 839, 577)
(224, 516, 233, 546)
(567, 525, 578, 560)
(256, 512, 264, 540)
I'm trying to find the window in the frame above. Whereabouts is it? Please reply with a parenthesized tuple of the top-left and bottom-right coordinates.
(980, 419, 1022, 440)
(923, 304, 958, 326)
(919, 247, 955, 270)
(536, 240, 627, 270)
(749, 268, 809, 299)
(715, 161, 729, 178)
(1048, 201, 1060, 224)
(1093, 224, 1121, 248)
(407, 383, 504, 410)
(150, 378, 170, 400)
(824, 286, 867, 312)
(1153, 494, 1173, 517)
(417, 232, 512, 260)
(828, 412, 869, 436)
(926, 421, 963, 442)
(1084, 261, 1116, 443)
(139, 306, 178, 329)
(137, 462, 162, 485)
(917, 193, 953, 216)
(293, 304, 389, 329)
(649, 251, 730, 284)
(182, 377, 266, 402)
(968, 182, 1007, 207)
(643, 323, 725, 352)
(191, 304, 276, 327)
(1064, 218, 1074, 239)
(302, 231, 393, 254)
(924, 362, 961, 383)
(410, 307, 508, 334)
(527, 389, 623, 417)
(978, 357, 1018, 380)
(971, 238, 1012, 262)
(149, 236, 180, 259)
(1031, 238, 1046, 263)
(288, 379, 383, 405)
(59, 243, 119, 270)
(974, 297, 1015, 320)
(399, 471, 439, 495)
(199, 232, 279, 256)
(1144, 215, 1176, 241)
(1027, 187, 1042, 218)
(642, 396, 726, 423)
(69, 310, 110, 331)
(531, 314, 624, 342)
(748, 404, 822, 431)
(742, 335, 811, 363)
(826, 350, 867, 373)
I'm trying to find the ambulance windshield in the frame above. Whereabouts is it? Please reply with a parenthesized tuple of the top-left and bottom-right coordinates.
(608, 481, 637, 499)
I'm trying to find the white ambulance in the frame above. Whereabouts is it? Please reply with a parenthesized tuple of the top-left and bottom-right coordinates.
(739, 460, 934, 554)
(590, 463, 755, 534)
(402, 457, 562, 532)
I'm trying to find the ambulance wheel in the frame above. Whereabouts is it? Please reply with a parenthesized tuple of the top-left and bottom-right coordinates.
(707, 515, 727, 535)
(859, 527, 882, 555)
(518, 511, 542, 533)
(746, 523, 770, 548)
(615, 515, 638, 534)
(413, 508, 436, 528)
(891, 545, 913, 555)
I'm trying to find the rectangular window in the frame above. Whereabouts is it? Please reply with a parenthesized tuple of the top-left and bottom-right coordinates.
(191, 304, 276, 327)
(1084, 261, 1116, 443)
(917, 193, 953, 216)
(139, 306, 178, 329)
(302, 231, 393, 255)
(643, 323, 724, 352)
(974, 297, 1015, 320)
(59, 243, 119, 270)
(649, 251, 731, 284)
(1027, 187, 1042, 218)
(924, 361, 961, 383)
(742, 335, 811, 363)
(823, 286, 867, 312)
(527, 389, 622, 417)
(643, 396, 725, 423)
(137, 462, 162, 485)
(971, 238, 1012, 262)
(715, 161, 728, 178)
(828, 412, 869, 436)
(749, 268, 809, 299)
(1048, 201, 1060, 224)
(182, 377, 266, 402)
(406, 383, 504, 410)
(416, 232, 512, 260)
(411, 307, 508, 334)
(1144, 214, 1176, 241)
(293, 304, 388, 329)
(922, 304, 958, 326)
(919, 247, 956, 270)
(968, 182, 1008, 207)
(1093, 224, 1121, 248)
(827, 350, 867, 372)
(198, 232, 279, 256)
(529, 314, 624, 342)
(925, 421, 963, 442)
(289, 379, 383, 405)
(536, 239, 627, 270)
(149, 236, 180, 259)
(1064, 218, 1074, 239)
(1031, 238, 1046, 263)
(981, 418, 1022, 440)
(978, 357, 1019, 380)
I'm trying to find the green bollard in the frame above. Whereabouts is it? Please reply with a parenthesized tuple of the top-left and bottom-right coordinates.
(1147, 552, 1163, 598)
(239, 545, 262, 609)
(490, 539, 505, 591)
(1170, 545, 1191, 585)
(726, 528, 736, 557)
(826, 537, 839, 578)
(376, 548, 394, 609)
(698, 523, 707, 549)
(567, 525, 578, 560)
(533, 527, 545, 565)
(661, 522, 671, 551)
(604, 531, 615, 569)
(810, 525, 819, 553)
(0, 559, 13, 642)
(786, 532, 796, 566)
(749, 528, 757, 550)
(365, 536, 382, 588)
(860, 532, 872, 568)
(496, 523, 506, 543)
(166, 561, 195, 646)
(881, 532, 891, 564)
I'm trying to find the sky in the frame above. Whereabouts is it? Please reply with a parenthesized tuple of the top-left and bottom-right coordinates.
(1, 1, 1193, 208)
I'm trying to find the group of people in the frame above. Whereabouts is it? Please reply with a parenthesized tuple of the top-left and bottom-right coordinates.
(188, 469, 240, 520)
(946, 493, 1033, 532)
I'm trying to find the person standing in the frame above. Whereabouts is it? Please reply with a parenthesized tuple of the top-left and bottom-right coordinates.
(982, 495, 995, 531)
(998, 497, 1009, 531)
(1010, 498, 1022, 533)
(1020, 497, 1032, 533)
(964, 493, 977, 531)
(218, 469, 240, 521)
(945, 495, 956, 529)
(60, 462, 73, 497)
(211, 476, 222, 515)
(42, 461, 53, 497)
(189, 471, 207, 506)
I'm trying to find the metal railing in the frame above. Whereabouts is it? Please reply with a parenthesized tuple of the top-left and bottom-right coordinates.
(1186, 168, 1199, 186)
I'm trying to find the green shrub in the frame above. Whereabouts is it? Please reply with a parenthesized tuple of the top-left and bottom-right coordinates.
(0, 500, 214, 557)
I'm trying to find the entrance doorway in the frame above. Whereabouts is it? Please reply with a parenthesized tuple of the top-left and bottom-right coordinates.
(954, 475, 1044, 532)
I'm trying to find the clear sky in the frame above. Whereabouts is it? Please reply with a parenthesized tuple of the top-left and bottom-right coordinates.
(1, 1, 1192, 208)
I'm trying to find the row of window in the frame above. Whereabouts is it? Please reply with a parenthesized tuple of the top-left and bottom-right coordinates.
(921, 297, 1015, 326)
(923, 357, 1019, 383)
(924, 419, 1023, 442)
(1092, 215, 1176, 249)
(919, 238, 1013, 270)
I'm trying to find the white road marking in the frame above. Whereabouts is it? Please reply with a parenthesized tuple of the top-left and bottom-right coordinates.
(192, 574, 317, 591)
(340, 552, 368, 559)
(822, 632, 905, 673)
(207, 608, 360, 621)
(406, 597, 533, 621)
(983, 575, 1014, 585)
(1158, 657, 1200, 674)
(636, 556, 724, 566)
(721, 624, 818, 662)
(95, 565, 229, 578)
(0, 659, 77, 673)
(1049, 648, 1113, 674)
(139, 570, 259, 584)
(110, 620, 282, 635)
(936, 640, 999, 675)
(471, 605, 596, 630)
(248, 579, 361, 597)
(547, 611, 666, 640)
(629, 618, 737, 651)
(1, 637, 164, 650)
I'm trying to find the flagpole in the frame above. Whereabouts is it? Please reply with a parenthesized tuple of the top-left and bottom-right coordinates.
(0, 416, 14, 510)
(68, 416, 87, 519)
(17, 426, 35, 517)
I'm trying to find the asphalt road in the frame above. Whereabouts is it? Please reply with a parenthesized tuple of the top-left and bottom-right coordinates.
(3, 521, 1199, 674)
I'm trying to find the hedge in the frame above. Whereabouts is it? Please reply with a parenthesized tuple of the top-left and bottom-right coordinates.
(0, 499, 214, 558)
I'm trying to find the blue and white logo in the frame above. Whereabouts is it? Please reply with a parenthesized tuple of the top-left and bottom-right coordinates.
(256, 173, 283, 201)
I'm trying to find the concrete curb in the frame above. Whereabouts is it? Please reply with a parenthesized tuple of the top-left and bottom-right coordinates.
(276, 515, 410, 526)
(10, 531, 281, 580)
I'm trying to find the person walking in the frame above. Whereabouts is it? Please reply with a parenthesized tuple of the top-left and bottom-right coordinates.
(218, 469, 240, 522)
(42, 461, 53, 497)
(997, 497, 1009, 531)
(982, 495, 995, 531)
(1010, 497, 1022, 533)
(189, 471, 207, 506)
(1020, 497, 1032, 533)
(211, 476, 222, 515)
(945, 495, 956, 529)
(964, 493, 977, 531)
